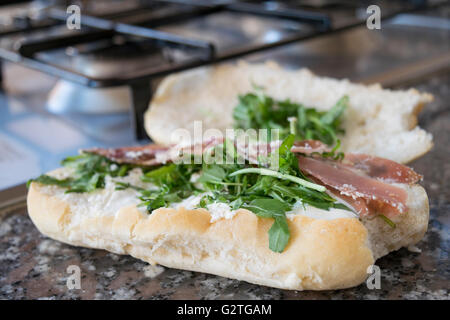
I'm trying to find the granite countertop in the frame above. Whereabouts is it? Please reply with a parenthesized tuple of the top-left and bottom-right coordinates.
(1, 71, 449, 300)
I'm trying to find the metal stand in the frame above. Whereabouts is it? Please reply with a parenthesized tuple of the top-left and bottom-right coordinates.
(130, 80, 152, 141)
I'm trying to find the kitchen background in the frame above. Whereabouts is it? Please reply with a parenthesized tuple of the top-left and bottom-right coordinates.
(0, 0, 448, 299)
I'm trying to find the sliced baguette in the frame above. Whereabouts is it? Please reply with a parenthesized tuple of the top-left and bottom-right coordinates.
(145, 61, 433, 164)
(27, 167, 429, 291)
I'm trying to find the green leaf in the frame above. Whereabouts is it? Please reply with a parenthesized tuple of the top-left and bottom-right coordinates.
(114, 182, 144, 191)
(320, 95, 349, 125)
(297, 105, 307, 131)
(243, 198, 290, 218)
(244, 175, 272, 193)
(147, 194, 166, 211)
(229, 198, 244, 210)
(29, 153, 133, 193)
(27, 175, 72, 188)
(379, 214, 396, 228)
(333, 203, 353, 211)
(117, 164, 129, 177)
(278, 134, 295, 157)
(142, 163, 176, 183)
(270, 182, 301, 200)
(315, 139, 345, 161)
(232, 90, 348, 146)
(197, 166, 227, 184)
(229, 167, 326, 192)
(268, 215, 290, 253)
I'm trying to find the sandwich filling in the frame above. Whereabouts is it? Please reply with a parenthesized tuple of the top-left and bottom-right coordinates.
(28, 92, 422, 253)
(29, 135, 421, 253)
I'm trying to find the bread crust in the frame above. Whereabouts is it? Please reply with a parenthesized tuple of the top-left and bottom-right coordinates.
(27, 176, 429, 291)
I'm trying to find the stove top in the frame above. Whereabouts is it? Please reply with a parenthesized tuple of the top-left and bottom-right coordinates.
(0, 0, 449, 192)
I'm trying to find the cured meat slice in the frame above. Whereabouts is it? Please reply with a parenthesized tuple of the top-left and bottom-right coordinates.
(85, 144, 168, 166)
(343, 153, 422, 184)
(85, 137, 224, 166)
(298, 155, 408, 216)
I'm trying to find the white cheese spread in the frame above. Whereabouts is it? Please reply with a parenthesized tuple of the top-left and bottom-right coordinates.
(40, 168, 357, 225)
(40, 168, 153, 225)
(286, 201, 357, 221)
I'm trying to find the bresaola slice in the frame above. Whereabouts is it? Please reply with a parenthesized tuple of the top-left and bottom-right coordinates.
(297, 155, 409, 217)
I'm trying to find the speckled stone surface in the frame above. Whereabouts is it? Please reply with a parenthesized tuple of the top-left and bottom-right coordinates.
(1, 72, 449, 300)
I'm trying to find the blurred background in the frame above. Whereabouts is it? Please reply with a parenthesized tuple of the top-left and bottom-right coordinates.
(0, 0, 448, 191)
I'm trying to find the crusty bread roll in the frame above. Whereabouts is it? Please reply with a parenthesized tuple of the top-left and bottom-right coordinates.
(145, 61, 433, 164)
(27, 167, 429, 291)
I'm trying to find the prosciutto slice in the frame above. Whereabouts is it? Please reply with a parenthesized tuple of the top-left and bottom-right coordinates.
(342, 153, 422, 184)
(85, 137, 224, 166)
(327, 187, 370, 216)
(85, 144, 169, 166)
(298, 155, 409, 217)
(87, 137, 281, 166)
(290, 141, 421, 184)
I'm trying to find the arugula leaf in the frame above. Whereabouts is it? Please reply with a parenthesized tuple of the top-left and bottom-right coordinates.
(320, 96, 349, 126)
(379, 214, 396, 228)
(27, 174, 72, 188)
(229, 167, 326, 192)
(268, 215, 290, 253)
(114, 181, 144, 191)
(65, 172, 102, 193)
(197, 166, 227, 184)
(229, 198, 244, 210)
(232, 90, 348, 146)
(243, 198, 291, 252)
(139, 163, 202, 213)
(141, 164, 177, 185)
(278, 134, 295, 158)
(28, 153, 132, 193)
(242, 198, 290, 218)
(318, 139, 345, 161)
(275, 134, 300, 174)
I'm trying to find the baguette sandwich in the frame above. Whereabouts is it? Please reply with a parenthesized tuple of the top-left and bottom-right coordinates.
(27, 63, 432, 291)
